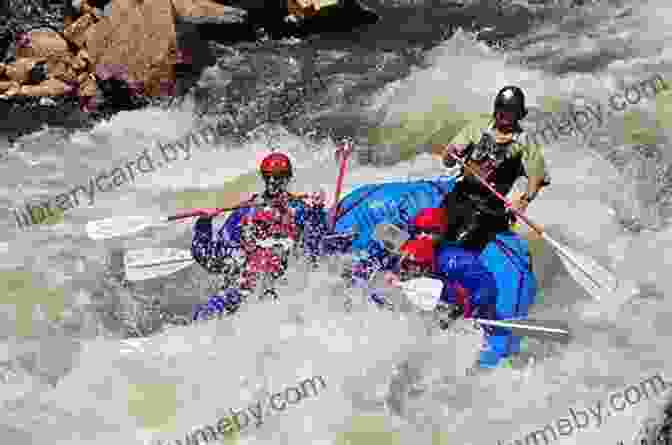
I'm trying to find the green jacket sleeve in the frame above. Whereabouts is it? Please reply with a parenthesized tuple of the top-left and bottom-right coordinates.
(449, 117, 487, 146)
(520, 141, 548, 180)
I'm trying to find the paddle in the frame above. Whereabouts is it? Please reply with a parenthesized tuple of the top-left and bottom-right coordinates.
(444, 150, 619, 300)
(123, 248, 195, 281)
(398, 276, 570, 340)
(471, 318, 571, 342)
(329, 140, 354, 230)
(86, 203, 259, 240)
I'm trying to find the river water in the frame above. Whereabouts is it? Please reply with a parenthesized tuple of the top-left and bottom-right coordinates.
(1, 0, 672, 444)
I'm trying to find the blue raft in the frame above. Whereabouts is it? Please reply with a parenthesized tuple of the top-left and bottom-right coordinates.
(332, 175, 538, 367)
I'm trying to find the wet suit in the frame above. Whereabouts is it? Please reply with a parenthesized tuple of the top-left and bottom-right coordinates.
(441, 116, 550, 252)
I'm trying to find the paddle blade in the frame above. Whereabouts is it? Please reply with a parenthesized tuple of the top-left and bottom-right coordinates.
(476, 318, 571, 342)
(374, 223, 410, 254)
(400, 277, 444, 311)
(124, 248, 194, 281)
(87, 215, 169, 240)
(543, 234, 620, 300)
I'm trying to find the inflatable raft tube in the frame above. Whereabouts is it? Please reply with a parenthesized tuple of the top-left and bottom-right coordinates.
(331, 175, 545, 318)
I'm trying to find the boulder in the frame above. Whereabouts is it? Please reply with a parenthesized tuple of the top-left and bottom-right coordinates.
(3, 57, 46, 83)
(77, 72, 98, 97)
(18, 78, 72, 97)
(62, 12, 98, 48)
(15, 30, 70, 60)
(84, 0, 178, 97)
(44, 56, 79, 83)
(0, 80, 19, 94)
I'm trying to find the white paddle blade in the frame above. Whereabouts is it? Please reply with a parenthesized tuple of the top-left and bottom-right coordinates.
(374, 223, 410, 253)
(475, 318, 571, 342)
(124, 248, 195, 281)
(87, 215, 169, 240)
(543, 233, 620, 300)
(125, 259, 195, 281)
(400, 277, 444, 311)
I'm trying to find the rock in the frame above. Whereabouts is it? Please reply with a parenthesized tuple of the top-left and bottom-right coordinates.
(62, 12, 97, 48)
(0, 80, 19, 94)
(3, 57, 45, 83)
(287, 0, 339, 19)
(77, 72, 97, 97)
(44, 55, 79, 83)
(15, 30, 70, 60)
(19, 77, 72, 96)
(85, 0, 178, 97)
(281, 0, 379, 37)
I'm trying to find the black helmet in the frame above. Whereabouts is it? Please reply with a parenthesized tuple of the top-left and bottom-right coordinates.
(493, 86, 527, 120)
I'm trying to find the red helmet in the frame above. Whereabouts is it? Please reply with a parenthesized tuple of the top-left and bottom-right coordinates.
(412, 208, 449, 235)
(260, 153, 293, 178)
(399, 239, 436, 269)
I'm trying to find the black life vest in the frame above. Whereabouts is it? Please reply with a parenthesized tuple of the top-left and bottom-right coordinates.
(459, 130, 526, 203)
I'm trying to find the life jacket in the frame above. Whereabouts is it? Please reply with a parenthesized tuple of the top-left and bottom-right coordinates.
(460, 129, 526, 199)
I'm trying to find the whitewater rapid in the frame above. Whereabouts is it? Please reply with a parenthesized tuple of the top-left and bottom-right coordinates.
(2, 0, 672, 444)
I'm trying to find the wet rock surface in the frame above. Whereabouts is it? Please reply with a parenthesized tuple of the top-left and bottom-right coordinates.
(0, 0, 549, 141)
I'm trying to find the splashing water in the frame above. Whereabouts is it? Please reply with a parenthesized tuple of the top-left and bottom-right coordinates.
(2, 1, 672, 444)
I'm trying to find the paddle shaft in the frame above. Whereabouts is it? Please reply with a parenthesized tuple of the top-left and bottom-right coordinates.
(472, 318, 570, 336)
(168, 190, 316, 222)
(168, 202, 266, 222)
(127, 257, 194, 269)
(330, 141, 354, 230)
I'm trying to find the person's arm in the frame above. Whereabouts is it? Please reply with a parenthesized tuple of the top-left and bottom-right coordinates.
(435, 120, 480, 167)
(294, 199, 330, 257)
(191, 217, 219, 272)
(437, 249, 498, 314)
(523, 175, 546, 204)
(520, 142, 550, 204)
(191, 214, 244, 274)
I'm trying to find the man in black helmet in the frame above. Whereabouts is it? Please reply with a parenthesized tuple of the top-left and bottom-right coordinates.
(437, 86, 551, 251)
